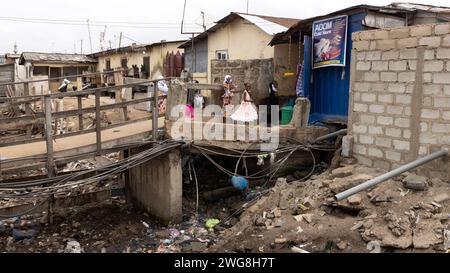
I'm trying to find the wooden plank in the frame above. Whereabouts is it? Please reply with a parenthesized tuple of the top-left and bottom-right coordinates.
(23, 82, 32, 137)
(95, 89, 102, 155)
(152, 84, 158, 141)
(44, 96, 56, 178)
(77, 95, 83, 130)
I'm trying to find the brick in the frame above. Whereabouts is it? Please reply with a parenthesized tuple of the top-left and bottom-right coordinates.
(354, 103, 368, 112)
(381, 72, 397, 82)
(410, 25, 432, 37)
(419, 36, 441, 48)
(424, 49, 435, 60)
(387, 83, 406, 93)
(395, 94, 412, 104)
(423, 85, 442, 95)
(421, 109, 440, 119)
(437, 48, 450, 59)
(433, 73, 450, 84)
(382, 50, 399, 60)
(435, 24, 450, 35)
(368, 147, 383, 158)
(360, 114, 375, 124)
(443, 35, 450, 47)
(376, 39, 396, 50)
(393, 140, 410, 151)
(369, 126, 383, 135)
(400, 48, 417, 59)
(390, 28, 410, 39)
(365, 51, 381, 61)
(356, 61, 371, 71)
(378, 94, 393, 103)
(377, 116, 393, 125)
(403, 129, 411, 139)
(386, 127, 401, 138)
(407, 60, 417, 71)
(433, 97, 450, 108)
(353, 144, 367, 156)
(354, 82, 370, 92)
(397, 37, 418, 48)
(354, 41, 370, 51)
(424, 60, 444, 72)
(432, 123, 450, 133)
(364, 72, 380, 82)
(353, 124, 367, 134)
(376, 137, 392, 148)
(398, 72, 416, 83)
(374, 30, 390, 40)
(386, 151, 401, 162)
(387, 105, 403, 115)
(372, 61, 388, 71)
(389, 60, 407, 71)
(369, 104, 384, 114)
(395, 118, 410, 128)
(360, 135, 374, 144)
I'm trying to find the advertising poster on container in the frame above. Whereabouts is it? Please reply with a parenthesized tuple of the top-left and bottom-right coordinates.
(312, 15, 348, 69)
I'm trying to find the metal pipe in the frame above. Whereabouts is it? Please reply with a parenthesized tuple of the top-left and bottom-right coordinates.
(335, 149, 448, 201)
(314, 129, 347, 143)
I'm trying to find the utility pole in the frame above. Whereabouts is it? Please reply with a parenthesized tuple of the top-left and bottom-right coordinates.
(247, 0, 249, 14)
(201, 11, 206, 31)
(80, 40, 83, 55)
(13, 42, 18, 54)
(118, 32, 123, 48)
(87, 19, 93, 53)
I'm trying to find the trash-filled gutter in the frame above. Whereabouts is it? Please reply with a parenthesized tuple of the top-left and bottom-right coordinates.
(335, 149, 448, 201)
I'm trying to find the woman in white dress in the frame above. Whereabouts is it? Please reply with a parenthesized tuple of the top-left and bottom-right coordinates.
(231, 83, 258, 123)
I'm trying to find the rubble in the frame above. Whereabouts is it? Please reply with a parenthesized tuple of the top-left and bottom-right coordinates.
(403, 174, 428, 191)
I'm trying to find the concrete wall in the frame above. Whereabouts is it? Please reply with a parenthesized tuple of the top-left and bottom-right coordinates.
(211, 58, 274, 105)
(97, 42, 184, 80)
(273, 43, 300, 96)
(207, 17, 275, 83)
(348, 22, 450, 180)
(128, 149, 182, 224)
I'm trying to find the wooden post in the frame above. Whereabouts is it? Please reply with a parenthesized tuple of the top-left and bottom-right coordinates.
(95, 89, 102, 155)
(44, 95, 55, 177)
(113, 71, 128, 121)
(77, 95, 83, 130)
(23, 82, 32, 137)
(153, 83, 158, 141)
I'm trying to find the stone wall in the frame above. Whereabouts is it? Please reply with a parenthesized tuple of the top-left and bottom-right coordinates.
(348, 23, 450, 180)
(211, 58, 274, 105)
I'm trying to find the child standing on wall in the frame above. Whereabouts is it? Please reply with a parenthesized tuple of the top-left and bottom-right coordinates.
(230, 83, 258, 123)
(222, 75, 235, 119)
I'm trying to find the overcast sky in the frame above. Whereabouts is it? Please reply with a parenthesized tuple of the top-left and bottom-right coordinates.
(1, 0, 449, 54)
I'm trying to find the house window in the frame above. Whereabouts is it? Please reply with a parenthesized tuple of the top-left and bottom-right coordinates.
(120, 57, 128, 68)
(105, 59, 111, 70)
(216, 50, 228, 60)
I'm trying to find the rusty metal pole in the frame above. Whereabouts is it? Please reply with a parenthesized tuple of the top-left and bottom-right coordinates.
(152, 82, 158, 142)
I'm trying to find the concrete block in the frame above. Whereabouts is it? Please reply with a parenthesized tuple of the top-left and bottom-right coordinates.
(357, 52, 366, 60)
(386, 150, 401, 162)
(376, 137, 392, 148)
(423, 96, 433, 107)
(382, 50, 400, 60)
(372, 61, 389, 71)
(354, 155, 373, 167)
(435, 24, 450, 35)
(398, 72, 416, 83)
(360, 135, 374, 144)
(353, 144, 367, 156)
(341, 136, 353, 158)
(387, 83, 406, 93)
(365, 51, 382, 60)
(359, 31, 375, 40)
(423, 73, 433, 83)
(424, 61, 444, 72)
(397, 37, 418, 49)
(419, 36, 441, 48)
(420, 122, 428, 132)
(443, 35, 450, 47)
(395, 117, 411, 128)
(357, 61, 371, 71)
(378, 94, 393, 103)
(393, 140, 410, 151)
(370, 83, 387, 92)
(442, 111, 450, 120)
(360, 114, 376, 124)
(354, 82, 370, 92)
(361, 93, 376, 102)
(444, 86, 450, 95)
(433, 72, 450, 84)
(368, 147, 383, 158)
(352, 32, 361, 41)
(374, 160, 391, 170)
(376, 39, 396, 50)
(354, 103, 368, 112)
(389, 60, 407, 71)
(377, 116, 393, 125)
(432, 123, 450, 133)
(390, 28, 410, 39)
(369, 104, 385, 114)
(403, 129, 411, 139)
(410, 25, 432, 37)
(353, 124, 367, 134)
(369, 126, 383, 135)
(386, 127, 402, 138)
(387, 105, 404, 115)
(395, 94, 412, 104)
(407, 60, 417, 71)
(374, 30, 390, 40)
(423, 84, 443, 95)
(434, 97, 450, 108)
(420, 133, 438, 144)
(381, 72, 397, 82)
(354, 40, 370, 51)
(400, 48, 417, 59)
(421, 109, 440, 119)
(437, 48, 450, 59)
(364, 72, 380, 82)
(424, 49, 435, 60)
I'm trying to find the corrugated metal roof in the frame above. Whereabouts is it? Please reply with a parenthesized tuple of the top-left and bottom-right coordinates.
(20, 52, 97, 65)
(89, 39, 187, 58)
(238, 13, 289, 35)
(387, 2, 450, 14)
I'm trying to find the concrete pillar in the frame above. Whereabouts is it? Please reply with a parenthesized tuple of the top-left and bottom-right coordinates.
(128, 149, 182, 224)
(289, 97, 310, 128)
